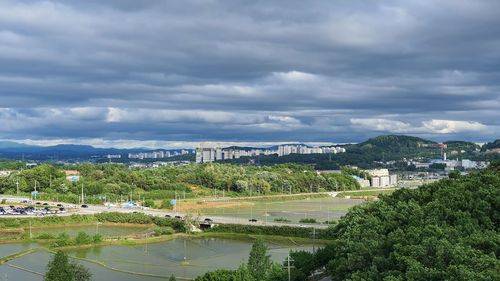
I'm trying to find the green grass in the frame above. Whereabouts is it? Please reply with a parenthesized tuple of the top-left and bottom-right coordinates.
(337, 189, 396, 197)
(187, 197, 363, 223)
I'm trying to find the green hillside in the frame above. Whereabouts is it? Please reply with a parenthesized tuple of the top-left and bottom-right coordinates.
(444, 140, 480, 152)
(482, 139, 500, 152)
(293, 163, 500, 280)
(357, 135, 436, 149)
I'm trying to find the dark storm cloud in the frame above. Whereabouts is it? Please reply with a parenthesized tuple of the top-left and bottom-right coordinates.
(0, 0, 499, 146)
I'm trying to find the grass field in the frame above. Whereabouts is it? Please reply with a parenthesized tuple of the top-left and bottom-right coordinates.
(184, 197, 365, 223)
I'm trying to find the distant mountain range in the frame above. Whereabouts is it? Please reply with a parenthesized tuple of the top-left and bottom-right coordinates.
(0, 135, 497, 161)
(0, 141, 194, 160)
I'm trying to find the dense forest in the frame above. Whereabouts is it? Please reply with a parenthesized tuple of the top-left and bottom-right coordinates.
(0, 162, 361, 203)
(290, 162, 500, 280)
(482, 139, 500, 151)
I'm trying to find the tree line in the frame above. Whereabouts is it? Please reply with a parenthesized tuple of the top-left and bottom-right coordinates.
(0, 162, 361, 202)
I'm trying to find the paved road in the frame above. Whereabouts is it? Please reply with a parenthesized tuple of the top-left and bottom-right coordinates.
(1, 187, 404, 229)
(85, 204, 330, 229)
(0, 198, 328, 229)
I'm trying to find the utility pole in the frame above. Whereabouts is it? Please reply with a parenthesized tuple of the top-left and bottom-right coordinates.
(265, 203, 268, 224)
(16, 179, 19, 195)
(81, 183, 84, 205)
(312, 227, 316, 254)
(29, 221, 32, 239)
(288, 253, 291, 281)
(285, 253, 294, 281)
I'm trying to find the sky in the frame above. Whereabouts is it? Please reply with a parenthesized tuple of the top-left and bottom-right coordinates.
(0, 0, 499, 148)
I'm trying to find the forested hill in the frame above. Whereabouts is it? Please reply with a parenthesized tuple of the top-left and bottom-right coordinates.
(223, 135, 443, 168)
(355, 134, 436, 149)
(444, 140, 480, 151)
(482, 139, 500, 151)
(314, 163, 500, 280)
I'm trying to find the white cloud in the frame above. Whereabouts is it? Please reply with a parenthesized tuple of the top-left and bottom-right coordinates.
(422, 119, 487, 134)
(268, 115, 301, 125)
(6, 138, 339, 150)
(271, 71, 318, 83)
(350, 118, 413, 133)
(351, 118, 489, 134)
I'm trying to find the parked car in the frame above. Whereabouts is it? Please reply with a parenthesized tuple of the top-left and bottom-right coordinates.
(249, 218, 258, 222)
(81, 204, 88, 208)
(165, 214, 171, 218)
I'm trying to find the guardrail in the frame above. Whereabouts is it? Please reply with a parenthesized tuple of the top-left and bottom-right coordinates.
(0, 195, 30, 202)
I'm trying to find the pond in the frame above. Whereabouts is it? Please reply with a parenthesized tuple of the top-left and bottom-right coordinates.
(0, 243, 37, 258)
(0, 237, 317, 280)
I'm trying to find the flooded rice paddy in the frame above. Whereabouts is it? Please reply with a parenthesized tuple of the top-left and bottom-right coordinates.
(30, 225, 150, 238)
(0, 229, 316, 280)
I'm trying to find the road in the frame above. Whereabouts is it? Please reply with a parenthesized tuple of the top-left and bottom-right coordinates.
(0, 195, 328, 229)
(0, 187, 403, 229)
(83, 204, 330, 229)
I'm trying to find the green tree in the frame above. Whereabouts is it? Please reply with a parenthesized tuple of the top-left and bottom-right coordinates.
(45, 251, 91, 281)
(448, 169, 461, 179)
(73, 263, 92, 281)
(169, 275, 177, 281)
(247, 239, 272, 280)
(75, 231, 92, 245)
(45, 251, 74, 281)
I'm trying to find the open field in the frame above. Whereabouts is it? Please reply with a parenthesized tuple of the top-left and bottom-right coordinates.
(184, 197, 365, 223)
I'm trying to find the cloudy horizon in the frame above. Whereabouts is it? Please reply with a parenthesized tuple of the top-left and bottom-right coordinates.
(1, 0, 499, 146)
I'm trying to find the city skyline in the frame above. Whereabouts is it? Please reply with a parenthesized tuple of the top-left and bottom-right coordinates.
(1, 0, 499, 145)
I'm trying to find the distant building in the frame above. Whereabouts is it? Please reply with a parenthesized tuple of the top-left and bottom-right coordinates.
(128, 150, 191, 160)
(366, 169, 390, 177)
(195, 144, 346, 163)
(65, 170, 80, 182)
(367, 169, 397, 188)
(107, 154, 121, 159)
(0, 170, 13, 177)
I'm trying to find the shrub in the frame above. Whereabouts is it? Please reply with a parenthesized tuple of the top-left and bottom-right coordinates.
(207, 224, 334, 239)
(160, 199, 173, 209)
(273, 217, 291, 223)
(75, 231, 92, 245)
(153, 226, 174, 236)
(35, 232, 56, 239)
(52, 232, 71, 247)
(92, 234, 103, 243)
(143, 199, 155, 208)
(299, 218, 317, 224)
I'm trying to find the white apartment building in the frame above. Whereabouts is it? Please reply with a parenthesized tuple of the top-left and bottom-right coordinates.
(196, 144, 347, 163)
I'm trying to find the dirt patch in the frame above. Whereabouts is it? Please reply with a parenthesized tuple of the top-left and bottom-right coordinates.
(176, 201, 254, 212)
(188, 185, 205, 194)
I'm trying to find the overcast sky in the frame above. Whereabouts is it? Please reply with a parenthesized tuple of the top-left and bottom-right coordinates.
(1, 0, 499, 148)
